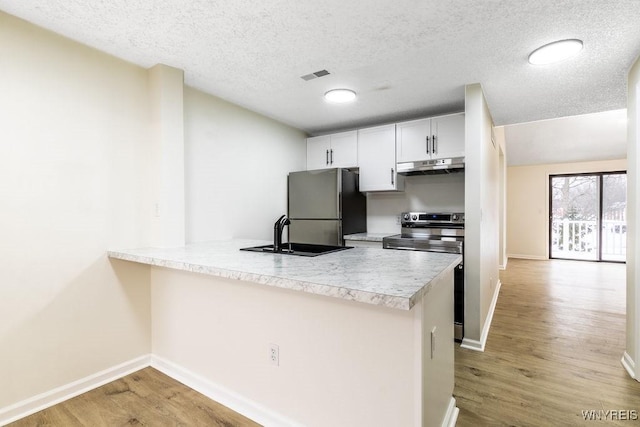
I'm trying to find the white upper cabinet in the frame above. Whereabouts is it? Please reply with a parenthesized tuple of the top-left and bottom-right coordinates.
(396, 112, 465, 162)
(306, 130, 358, 170)
(431, 113, 465, 159)
(306, 135, 331, 170)
(329, 130, 358, 168)
(358, 124, 404, 192)
(396, 118, 431, 162)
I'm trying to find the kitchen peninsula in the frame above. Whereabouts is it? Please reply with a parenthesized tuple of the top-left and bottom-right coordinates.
(108, 240, 461, 427)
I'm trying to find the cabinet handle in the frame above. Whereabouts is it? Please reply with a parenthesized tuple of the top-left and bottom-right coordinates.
(330, 149, 333, 164)
(433, 135, 437, 155)
(391, 168, 394, 186)
(326, 149, 329, 165)
(426, 136, 431, 154)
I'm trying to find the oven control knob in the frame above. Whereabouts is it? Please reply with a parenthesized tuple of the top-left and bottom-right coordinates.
(412, 214, 418, 221)
(452, 214, 459, 221)
(403, 213, 410, 221)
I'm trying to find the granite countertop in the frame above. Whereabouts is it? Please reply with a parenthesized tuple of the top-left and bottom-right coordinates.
(108, 240, 461, 310)
(343, 232, 396, 242)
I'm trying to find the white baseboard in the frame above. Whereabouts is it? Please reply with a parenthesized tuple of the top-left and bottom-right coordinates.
(499, 257, 508, 270)
(2, 353, 459, 427)
(507, 253, 547, 261)
(441, 397, 459, 427)
(150, 355, 300, 427)
(461, 280, 502, 352)
(460, 337, 483, 352)
(0, 355, 150, 426)
(622, 351, 637, 381)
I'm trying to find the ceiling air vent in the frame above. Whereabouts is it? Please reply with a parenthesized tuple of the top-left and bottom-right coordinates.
(301, 69, 330, 81)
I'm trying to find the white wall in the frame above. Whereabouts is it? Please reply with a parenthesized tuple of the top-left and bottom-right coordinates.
(184, 87, 307, 243)
(626, 54, 640, 379)
(463, 84, 500, 349)
(149, 265, 455, 427)
(148, 64, 186, 247)
(150, 268, 417, 426)
(507, 159, 627, 260)
(366, 173, 465, 233)
(495, 127, 508, 270)
(0, 11, 152, 409)
(0, 9, 307, 417)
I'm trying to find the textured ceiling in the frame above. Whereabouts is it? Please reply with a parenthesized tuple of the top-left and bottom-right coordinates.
(504, 109, 627, 166)
(1, 0, 640, 136)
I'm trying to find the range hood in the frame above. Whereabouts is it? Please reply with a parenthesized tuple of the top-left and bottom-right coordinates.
(396, 157, 465, 176)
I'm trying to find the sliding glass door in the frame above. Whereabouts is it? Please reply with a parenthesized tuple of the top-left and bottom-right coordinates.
(550, 175, 599, 260)
(601, 173, 627, 261)
(550, 172, 626, 262)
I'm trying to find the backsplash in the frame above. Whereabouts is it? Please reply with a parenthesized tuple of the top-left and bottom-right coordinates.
(366, 172, 465, 233)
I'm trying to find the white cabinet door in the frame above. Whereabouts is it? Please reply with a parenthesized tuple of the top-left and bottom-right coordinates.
(431, 113, 465, 160)
(396, 118, 431, 162)
(306, 135, 331, 170)
(358, 124, 404, 192)
(329, 130, 358, 168)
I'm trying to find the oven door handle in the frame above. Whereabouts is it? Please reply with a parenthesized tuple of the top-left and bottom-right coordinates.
(383, 244, 463, 254)
(384, 245, 423, 251)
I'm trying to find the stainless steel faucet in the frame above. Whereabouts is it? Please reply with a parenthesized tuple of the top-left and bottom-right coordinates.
(273, 214, 290, 252)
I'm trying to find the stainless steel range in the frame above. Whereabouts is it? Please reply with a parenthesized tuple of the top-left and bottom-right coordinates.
(383, 212, 465, 341)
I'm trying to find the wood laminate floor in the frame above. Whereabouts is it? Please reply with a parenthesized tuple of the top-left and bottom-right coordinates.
(8, 367, 260, 427)
(455, 258, 640, 426)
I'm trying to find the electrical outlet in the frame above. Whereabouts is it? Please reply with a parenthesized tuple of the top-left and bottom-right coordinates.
(396, 215, 401, 225)
(269, 343, 279, 366)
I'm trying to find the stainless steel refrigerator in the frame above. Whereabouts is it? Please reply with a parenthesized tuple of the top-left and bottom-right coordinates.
(288, 168, 367, 246)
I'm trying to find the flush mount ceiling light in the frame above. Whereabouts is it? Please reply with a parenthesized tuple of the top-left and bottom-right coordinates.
(324, 89, 357, 103)
(528, 39, 583, 65)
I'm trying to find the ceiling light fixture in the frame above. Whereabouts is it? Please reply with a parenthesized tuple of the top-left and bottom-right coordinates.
(528, 39, 583, 65)
(324, 89, 357, 103)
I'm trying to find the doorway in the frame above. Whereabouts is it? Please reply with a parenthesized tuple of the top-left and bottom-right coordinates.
(549, 172, 627, 262)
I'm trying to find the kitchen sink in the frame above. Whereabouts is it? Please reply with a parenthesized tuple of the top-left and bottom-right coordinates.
(240, 243, 352, 257)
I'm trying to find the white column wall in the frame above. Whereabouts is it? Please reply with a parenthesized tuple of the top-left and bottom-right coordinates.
(463, 83, 500, 350)
(625, 54, 640, 380)
(148, 64, 186, 247)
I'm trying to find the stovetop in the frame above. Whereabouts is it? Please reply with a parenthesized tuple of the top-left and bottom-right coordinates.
(401, 212, 465, 228)
(383, 212, 465, 253)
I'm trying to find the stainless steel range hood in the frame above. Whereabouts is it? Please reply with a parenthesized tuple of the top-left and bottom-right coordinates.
(396, 157, 465, 176)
